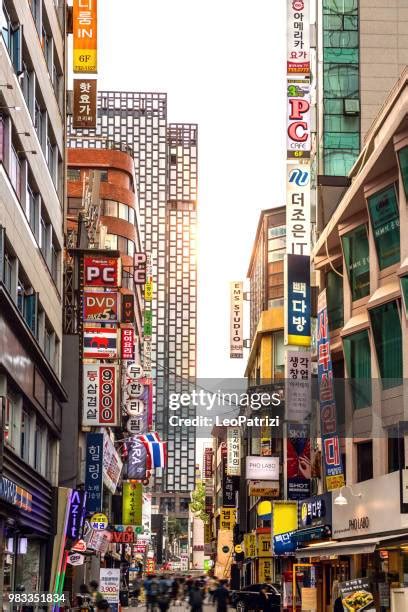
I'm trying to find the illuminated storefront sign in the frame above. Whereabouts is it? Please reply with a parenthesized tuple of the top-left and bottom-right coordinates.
(73, 0, 98, 73)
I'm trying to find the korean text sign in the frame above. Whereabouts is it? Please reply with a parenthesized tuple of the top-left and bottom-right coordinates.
(73, 0, 97, 73)
(85, 433, 103, 513)
(82, 364, 118, 426)
(317, 290, 345, 491)
(122, 482, 142, 525)
(284, 254, 311, 346)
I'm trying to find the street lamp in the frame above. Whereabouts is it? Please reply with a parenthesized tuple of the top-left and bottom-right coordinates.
(334, 486, 362, 506)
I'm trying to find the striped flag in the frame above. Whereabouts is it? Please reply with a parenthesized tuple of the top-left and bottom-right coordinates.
(138, 433, 166, 468)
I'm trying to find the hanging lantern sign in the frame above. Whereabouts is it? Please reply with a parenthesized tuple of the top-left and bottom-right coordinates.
(125, 399, 145, 417)
(126, 417, 145, 435)
(126, 381, 144, 399)
(127, 363, 144, 380)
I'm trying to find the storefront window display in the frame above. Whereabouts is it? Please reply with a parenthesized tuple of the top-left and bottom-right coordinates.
(1, 527, 43, 603)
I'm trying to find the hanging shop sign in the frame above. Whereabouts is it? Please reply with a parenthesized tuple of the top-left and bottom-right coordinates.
(83, 326, 118, 359)
(86, 527, 111, 554)
(121, 328, 135, 361)
(143, 338, 152, 377)
(73, 78, 97, 128)
(122, 482, 143, 526)
(83, 291, 118, 322)
(226, 427, 241, 476)
(287, 0, 310, 75)
(125, 398, 144, 417)
(90, 512, 108, 531)
(230, 281, 243, 358)
(85, 433, 103, 513)
(127, 437, 147, 480)
(133, 253, 147, 285)
(73, 0, 97, 73)
(220, 507, 236, 531)
(126, 416, 145, 435)
(102, 433, 123, 494)
(82, 365, 118, 426)
(222, 456, 239, 508)
(67, 552, 85, 566)
(127, 363, 144, 380)
(100, 568, 120, 604)
(299, 493, 331, 529)
(66, 490, 87, 541)
(203, 447, 214, 479)
(287, 78, 311, 159)
(243, 533, 257, 558)
(259, 558, 273, 583)
(246, 456, 279, 481)
(121, 294, 135, 323)
(144, 281, 153, 302)
(144, 310, 152, 336)
(284, 254, 311, 346)
(248, 480, 280, 498)
(0, 477, 32, 512)
(286, 161, 311, 256)
(126, 381, 144, 399)
(287, 423, 311, 500)
(257, 533, 272, 558)
(285, 351, 311, 422)
(273, 531, 297, 555)
(71, 539, 87, 553)
(83, 256, 119, 288)
(317, 290, 345, 491)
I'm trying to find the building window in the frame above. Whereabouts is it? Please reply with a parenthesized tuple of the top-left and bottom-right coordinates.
(341, 225, 369, 301)
(4, 252, 13, 293)
(9, 146, 21, 199)
(370, 300, 402, 389)
(356, 441, 373, 483)
(34, 424, 43, 473)
(273, 331, 285, 380)
(67, 168, 81, 181)
(4, 396, 15, 450)
(326, 268, 343, 331)
(20, 409, 30, 463)
(367, 184, 400, 269)
(26, 185, 36, 234)
(398, 147, 408, 198)
(387, 428, 401, 474)
(343, 330, 372, 409)
(100, 170, 108, 182)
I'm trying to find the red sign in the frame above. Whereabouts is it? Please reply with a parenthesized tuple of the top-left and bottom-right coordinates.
(83, 291, 119, 322)
(111, 530, 135, 544)
(121, 294, 135, 323)
(83, 327, 118, 359)
(121, 328, 135, 360)
(82, 364, 117, 426)
(84, 256, 119, 287)
(72, 539, 87, 553)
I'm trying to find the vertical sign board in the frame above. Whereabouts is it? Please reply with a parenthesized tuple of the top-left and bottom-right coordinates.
(122, 482, 143, 526)
(121, 328, 135, 361)
(203, 448, 214, 479)
(73, 79, 97, 129)
(230, 281, 243, 358)
(133, 253, 147, 285)
(82, 365, 118, 426)
(121, 294, 135, 323)
(99, 568, 120, 604)
(222, 455, 239, 508)
(317, 290, 345, 491)
(226, 428, 241, 476)
(287, 423, 311, 500)
(287, 78, 311, 159)
(285, 351, 311, 422)
(66, 490, 87, 541)
(286, 161, 311, 256)
(287, 0, 310, 75)
(73, 0, 98, 74)
(85, 433, 103, 513)
(284, 254, 311, 346)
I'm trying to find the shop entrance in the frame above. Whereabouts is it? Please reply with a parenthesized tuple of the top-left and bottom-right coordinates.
(321, 558, 350, 612)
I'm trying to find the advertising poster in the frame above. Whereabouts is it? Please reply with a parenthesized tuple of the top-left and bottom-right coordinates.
(85, 432, 103, 513)
(317, 290, 345, 491)
(287, 423, 311, 500)
(285, 351, 311, 422)
(284, 254, 311, 346)
(339, 579, 374, 611)
(230, 281, 244, 358)
(82, 365, 118, 426)
(83, 327, 118, 359)
(226, 427, 241, 476)
(83, 256, 119, 287)
(122, 482, 143, 526)
(73, 78, 97, 128)
(99, 568, 120, 604)
(83, 291, 118, 322)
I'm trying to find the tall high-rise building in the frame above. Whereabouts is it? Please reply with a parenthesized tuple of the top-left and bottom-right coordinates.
(67, 92, 198, 497)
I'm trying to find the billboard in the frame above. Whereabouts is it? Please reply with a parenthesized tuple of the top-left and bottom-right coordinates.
(73, 0, 97, 73)
(317, 290, 345, 491)
(122, 482, 143, 526)
(246, 456, 279, 481)
(83, 256, 119, 287)
(287, 423, 311, 500)
(83, 326, 118, 359)
(287, 0, 310, 75)
(287, 78, 311, 159)
(230, 281, 243, 358)
(85, 432, 103, 513)
(284, 254, 311, 346)
(83, 291, 118, 322)
(286, 161, 311, 256)
(83, 364, 118, 426)
(226, 427, 241, 476)
(73, 78, 97, 128)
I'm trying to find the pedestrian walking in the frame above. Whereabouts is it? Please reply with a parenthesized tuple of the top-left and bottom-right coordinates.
(144, 574, 160, 611)
(213, 580, 229, 612)
(188, 580, 204, 612)
(157, 575, 171, 612)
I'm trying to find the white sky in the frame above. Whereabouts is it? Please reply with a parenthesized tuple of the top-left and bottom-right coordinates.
(98, 0, 287, 379)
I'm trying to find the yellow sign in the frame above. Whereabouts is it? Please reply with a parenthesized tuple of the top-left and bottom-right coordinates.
(122, 482, 142, 525)
(215, 530, 233, 579)
(273, 502, 298, 536)
(259, 558, 272, 583)
(204, 523, 212, 544)
(326, 473, 345, 491)
(301, 587, 317, 610)
(90, 512, 108, 530)
(261, 425, 272, 456)
(144, 280, 153, 301)
(73, 0, 98, 73)
(257, 533, 271, 558)
(244, 533, 257, 558)
(234, 544, 243, 554)
(220, 507, 236, 531)
(248, 481, 280, 497)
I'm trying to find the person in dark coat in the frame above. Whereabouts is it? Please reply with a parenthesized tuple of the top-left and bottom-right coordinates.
(213, 580, 229, 612)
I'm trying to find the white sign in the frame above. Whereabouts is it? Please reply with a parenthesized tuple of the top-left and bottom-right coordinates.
(285, 350, 311, 421)
(125, 398, 145, 417)
(287, 78, 311, 159)
(102, 433, 123, 494)
(143, 337, 152, 377)
(230, 281, 243, 359)
(127, 363, 144, 380)
(286, 160, 311, 255)
(126, 381, 144, 399)
(246, 456, 279, 481)
(287, 0, 310, 75)
(181, 555, 189, 571)
(227, 427, 241, 476)
(67, 552, 85, 566)
(100, 568, 120, 604)
(126, 416, 145, 434)
(82, 364, 118, 427)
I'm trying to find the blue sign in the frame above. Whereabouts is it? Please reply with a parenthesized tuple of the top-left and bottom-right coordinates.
(285, 254, 311, 346)
(273, 531, 297, 555)
(317, 291, 345, 491)
(66, 489, 87, 541)
(85, 433, 103, 513)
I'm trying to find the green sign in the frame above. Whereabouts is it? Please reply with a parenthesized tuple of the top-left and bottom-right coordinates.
(144, 310, 152, 336)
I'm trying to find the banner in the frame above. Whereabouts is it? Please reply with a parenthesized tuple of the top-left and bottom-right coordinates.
(83, 326, 118, 359)
(73, 78, 97, 128)
(73, 0, 97, 73)
(287, 78, 311, 159)
(127, 437, 147, 480)
(82, 365, 118, 426)
(226, 428, 240, 476)
(220, 507, 236, 531)
(284, 254, 311, 346)
(103, 433, 123, 494)
(83, 256, 119, 287)
(122, 482, 143, 525)
(285, 351, 311, 422)
(317, 290, 345, 491)
(230, 281, 243, 358)
(85, 433, 103, 513)
(287, 423, 311, 500)
(286, 161, 311, 256)
(83, 291, 118, 322)
(287, 0, 310, 75)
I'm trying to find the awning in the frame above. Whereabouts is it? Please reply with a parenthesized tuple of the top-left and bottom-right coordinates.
(295, 533, 408, 559)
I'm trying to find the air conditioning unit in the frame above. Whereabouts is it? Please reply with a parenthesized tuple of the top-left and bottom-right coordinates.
(343, 99, 360, 116)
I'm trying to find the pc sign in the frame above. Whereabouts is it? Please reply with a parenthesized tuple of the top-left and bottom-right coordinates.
(84, 256, 120, 288)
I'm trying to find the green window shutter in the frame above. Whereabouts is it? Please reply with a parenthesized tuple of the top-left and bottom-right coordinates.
(370, 301, 402, 389)
(343, 330, 372, 409)
(367, 184, 400, 270)
(341, 225, 370, 301)
(326, 269, 344, 331)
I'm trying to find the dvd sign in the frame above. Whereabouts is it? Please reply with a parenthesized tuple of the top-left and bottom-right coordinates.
(84, 256, 119, 288)
(83, 291, 119, 322)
